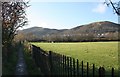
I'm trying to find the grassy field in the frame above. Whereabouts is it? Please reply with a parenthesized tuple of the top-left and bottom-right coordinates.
(31, 42, 118, 70)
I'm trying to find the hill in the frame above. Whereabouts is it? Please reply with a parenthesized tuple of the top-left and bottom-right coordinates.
(19, 27, 66, 37)
(16, 21, 120, 42)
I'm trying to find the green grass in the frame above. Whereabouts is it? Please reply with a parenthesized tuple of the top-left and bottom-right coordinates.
(23, 42, 43, 75)
(31, 42, 118, 71)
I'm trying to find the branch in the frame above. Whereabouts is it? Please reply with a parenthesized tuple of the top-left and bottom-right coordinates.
(109, 0, 120, 15)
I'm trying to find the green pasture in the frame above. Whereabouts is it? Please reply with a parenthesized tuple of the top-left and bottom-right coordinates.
(31, 42, 118, 70)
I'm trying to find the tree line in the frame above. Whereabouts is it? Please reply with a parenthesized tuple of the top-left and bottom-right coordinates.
(14, 31, 119, 42)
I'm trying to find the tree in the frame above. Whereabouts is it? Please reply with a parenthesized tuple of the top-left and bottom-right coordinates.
(2, 1, 29, 47)
(14, 32, 26, 42)
(104, 0, 120, 15)
(2, 1, 29, 57)
(104, 0, 120, 76)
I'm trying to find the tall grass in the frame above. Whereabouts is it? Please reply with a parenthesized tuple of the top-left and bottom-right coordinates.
(23, 42, 43, 75)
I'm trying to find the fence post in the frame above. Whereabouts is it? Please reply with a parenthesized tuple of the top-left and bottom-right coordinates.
(99, 66, 105, 77)
(70, 57, 72, 77)
(73, 58, 76, 77)
(49, 51, 53, 76)
(112, 67, 114, 77)
(65, 56, 67, 75)
(62, 55, 65, 75)
(93, 64, 95, 77)
(58, 55, 60, 75)
(59, 55, 62, 75)
(77, 59, 79, 76)
(87, 62, 89, 77)
(67, 57, 70, 76)
(82, 61, 84, 77)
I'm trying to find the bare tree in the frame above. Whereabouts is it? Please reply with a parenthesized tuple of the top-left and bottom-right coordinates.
(104, 0, 120, 76)
(2, 1, 29, 47)
(2, 1, 29, 57)
(104, 0, 120, 15)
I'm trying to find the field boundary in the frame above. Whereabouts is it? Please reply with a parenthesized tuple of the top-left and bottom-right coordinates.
(30, 44, 117, 76)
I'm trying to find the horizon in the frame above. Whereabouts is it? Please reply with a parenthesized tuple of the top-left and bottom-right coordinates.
(21, 1, 119, 30)
(21, 20, 118, 30)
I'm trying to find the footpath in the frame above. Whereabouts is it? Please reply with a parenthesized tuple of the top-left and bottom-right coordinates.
(15, 44, 28, 75)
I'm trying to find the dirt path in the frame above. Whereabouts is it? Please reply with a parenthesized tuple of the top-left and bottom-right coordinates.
(15, 45, 28, 75)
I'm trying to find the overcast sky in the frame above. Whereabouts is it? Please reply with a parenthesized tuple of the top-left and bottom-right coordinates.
(22, 0, 119, 29)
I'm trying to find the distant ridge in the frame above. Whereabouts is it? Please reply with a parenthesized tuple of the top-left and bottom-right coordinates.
(19, 26, 67, 37)
(18, 21, 120, 42)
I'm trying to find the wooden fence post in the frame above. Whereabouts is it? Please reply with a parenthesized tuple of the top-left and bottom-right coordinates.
(112, 67, 114, 77)
(99, 66, 105, 77)
(70, 57, 72, 76)
(73, 58, 76, 77)
(87, 62, 89, 77)
(60, 55, 62, 75)
(77, 59, 79, 76)
(49, 51, 53, 76)
(58, 55, 60, 75)
(82, 61, 84, 77)
(67, 57, 70, 76)
(63, 55, 65, 75)
(65, 56, 67, 75)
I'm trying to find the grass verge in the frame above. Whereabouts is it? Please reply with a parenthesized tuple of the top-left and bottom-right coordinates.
(23, 42, 42, 75)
